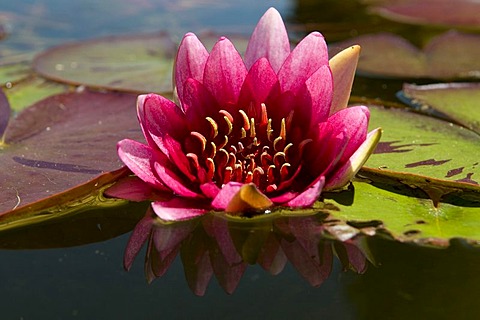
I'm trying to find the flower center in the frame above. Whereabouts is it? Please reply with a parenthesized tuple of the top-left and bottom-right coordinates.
(184, 104, 311, 193)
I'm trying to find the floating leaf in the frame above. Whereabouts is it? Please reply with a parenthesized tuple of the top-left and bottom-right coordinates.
(398, 82, 480, 135)
(364, 106, 480, 188)
(0, 90, 144, 215)
(0, 62, 30, 86)
(323, 179, 480, 246)
(332, 31, 480, 80)
(370, 0, 480, 29)
(33, 33, 177, 94)
(5, 77, 68, 113)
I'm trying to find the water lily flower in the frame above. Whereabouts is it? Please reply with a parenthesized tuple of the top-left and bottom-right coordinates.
(112, 7, 381, 220)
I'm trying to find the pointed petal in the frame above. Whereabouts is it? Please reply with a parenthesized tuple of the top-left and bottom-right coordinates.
(104, 176, 170, 201)
(210, 181, 243, 210)
(329, 45, 361, 115)
(297, 64, 333, 127)
(162, 134, 196, 181)
(238, 58, 279, 121)
(286, 176, 325, 208)
(174, 33, 209, 107)
(203, 37, 247, 113)
(139, 93, 187, 155)
(200, 182, 221, 199)
(151, 198, 208, 221)
(325, 127, 382, 190)
(117, 139, 166, 189)
(328, 106, 370, 166)
(153, 161, 201, 198)
(182, 78, 220, 129)
(278, 32, 329, 95)
(244, 7, 290, 73)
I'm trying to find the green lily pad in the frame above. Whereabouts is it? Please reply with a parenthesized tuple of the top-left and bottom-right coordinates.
(398, 82, 480, 135)
(332, 31, 480, 80)
(4, 77, 68, 113)
(33, 33, 177, 94)
(322, 179, 480, 246)
(370, 0, 480, 29)
(364, 105, 480, 189)
(0, 90, 144, 216)
(0, 62, 30, 86)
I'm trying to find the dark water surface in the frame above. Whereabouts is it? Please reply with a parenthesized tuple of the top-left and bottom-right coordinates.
(1, 0, 480, 319)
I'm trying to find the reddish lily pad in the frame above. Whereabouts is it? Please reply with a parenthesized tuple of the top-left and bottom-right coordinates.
(364, 105, 480, 189)
(332, 31, 480, 80)
(370, 0, 480, 29)
(398, 82, 480, 135)
(0, 89, 144, 215)
(33, 33, 177, 94)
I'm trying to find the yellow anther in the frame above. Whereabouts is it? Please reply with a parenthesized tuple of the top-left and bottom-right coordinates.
(205, 117, 218, 139)
(239, 110, 250, 130)
(250, 118, 256, 138)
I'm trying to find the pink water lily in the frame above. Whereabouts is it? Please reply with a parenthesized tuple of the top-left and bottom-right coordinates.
(112, 8, 381, 220)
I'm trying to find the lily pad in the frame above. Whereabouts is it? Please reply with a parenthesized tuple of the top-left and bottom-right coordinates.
(364, 105, 480, 188)
(4, 77, 68, 113)
(33, 33, 177, 94)
(332, 31, 480, 80)
(0, 89, 144, 215)
(0, 62, 30, 86)
(323, 179, 480, 246)
(398, 82, 480, 135)
(370, 0, 480, 29)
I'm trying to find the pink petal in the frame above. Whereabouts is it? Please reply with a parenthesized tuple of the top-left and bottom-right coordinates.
(174, 33, 209, 107)
(278, 32, 329, 95)
(286, 176, 325, 208)
(182, 78, 220, 130)
(153, 161, 201, 198)
(210, 181, 244, 210)
(298, 65, 333, 126)
(117, 139, 166, 189)
(212, 182, 273, 213)
(325, 127, 382, 190)
(200, 182, 221, 199)
(124, 209, 155, 271)
(329, 45, 361, 115)
(244, 7, 290, 73)
(140, 93, 187, 155)
(203, 37, 247, 113)
(104, 175, 170, 201)
(326, 106, 370, 168)
(151, 198, 208, 221)
(237, 58, 279, 122)
(162, 134, 196, 181)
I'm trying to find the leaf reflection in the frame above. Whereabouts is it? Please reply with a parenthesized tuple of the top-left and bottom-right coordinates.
(125, 209, 372, 296)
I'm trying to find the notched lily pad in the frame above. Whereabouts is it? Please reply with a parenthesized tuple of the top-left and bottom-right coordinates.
(398, 82, 480, 135)
(332, 31, 480, 80)
(0, 89, 144, 215)
(370, 0, 480, 29)
(33, 33, 177, 94)
(323, 180, 480, 246)
(364, 105, 480, 189)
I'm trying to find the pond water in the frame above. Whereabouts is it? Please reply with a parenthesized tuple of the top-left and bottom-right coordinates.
(1, 0, 480, 319)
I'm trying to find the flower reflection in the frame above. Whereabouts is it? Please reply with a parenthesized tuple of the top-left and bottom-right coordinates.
(125, 209, 370, 296)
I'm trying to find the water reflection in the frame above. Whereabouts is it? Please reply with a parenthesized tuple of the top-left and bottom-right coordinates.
(125, 208, 370, 296)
